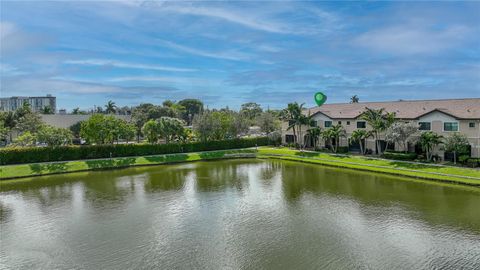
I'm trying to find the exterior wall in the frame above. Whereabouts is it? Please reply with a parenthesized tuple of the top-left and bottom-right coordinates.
(281, 111, 480, 158)
(41, 114, 131, 129)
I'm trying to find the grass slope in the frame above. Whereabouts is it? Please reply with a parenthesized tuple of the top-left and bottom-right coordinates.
(257, 147, 480, 186)
(1, 147, 479, 186)
(0, 149, 256, 180)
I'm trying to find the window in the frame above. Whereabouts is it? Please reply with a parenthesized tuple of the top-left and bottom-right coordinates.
(444, 122, 459, 132)
(418, 122, 431, 131)
(285, 135, 296, 143)
(311, 121, 318, 127)
(357, 121, 366, 128)
(469, 122, 476, 128)
(338, 121, 342, 125)
(347, 121, 350, 125)
(324, 121, 332, 128)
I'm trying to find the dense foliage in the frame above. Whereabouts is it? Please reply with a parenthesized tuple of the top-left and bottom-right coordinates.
(444, 133, 470, 164)
(0, 137, 273, 165)
(80, 114, 135, 144)
(192, 110, 249, 142)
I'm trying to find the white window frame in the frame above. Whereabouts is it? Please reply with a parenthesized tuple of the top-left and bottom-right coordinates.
(443, 121, 459, 132)
(418, 121, 431, 131)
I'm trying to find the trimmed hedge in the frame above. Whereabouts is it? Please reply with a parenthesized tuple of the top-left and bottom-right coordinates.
(0, 137, 272, 165)
(383, 151, 417, 161)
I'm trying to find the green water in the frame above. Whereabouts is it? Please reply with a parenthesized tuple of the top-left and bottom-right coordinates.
(1, 159, 479, 269)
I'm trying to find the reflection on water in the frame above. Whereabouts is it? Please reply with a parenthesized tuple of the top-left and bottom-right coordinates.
(1, 159, 479, 270)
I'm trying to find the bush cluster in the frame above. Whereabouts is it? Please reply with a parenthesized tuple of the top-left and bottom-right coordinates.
(0, 137, 272, 165)
(466, 158, 480, 168)
(383, 151, 417, 161)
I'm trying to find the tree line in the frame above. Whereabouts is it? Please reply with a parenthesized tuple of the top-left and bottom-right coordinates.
(1, 100, 282, 148)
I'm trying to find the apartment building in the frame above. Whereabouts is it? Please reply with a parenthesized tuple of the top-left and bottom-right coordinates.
(0, 95, 56, 113)
(281, 98, 480, 158)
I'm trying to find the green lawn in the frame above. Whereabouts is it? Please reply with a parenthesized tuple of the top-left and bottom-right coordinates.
(1, 147, 479, 186)
(0, 149, 256, 180)
(257, 147, 480, 186)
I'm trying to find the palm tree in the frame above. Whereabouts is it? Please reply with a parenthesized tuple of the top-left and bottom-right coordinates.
(306, 127, 322, 149)
(350, 129, 373, 155)
(321, 124, 346, 153)
(350, 95, 359, 103)
(419, 131, 443, 161)
(281, 102, 303, 145)
(41, 106, 54, 114)
(105, 100, 117, 114)
(360, 107, 395, 154)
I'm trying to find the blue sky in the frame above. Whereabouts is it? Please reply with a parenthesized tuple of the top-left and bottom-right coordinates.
(1, 1, 479, 110)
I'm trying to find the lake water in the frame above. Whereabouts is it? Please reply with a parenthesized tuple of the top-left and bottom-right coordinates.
(1, 159, 479, 269)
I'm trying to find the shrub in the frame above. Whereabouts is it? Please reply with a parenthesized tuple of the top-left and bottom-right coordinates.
(458, 155, 470, 164)
(336, 146, 349, 153)
(466, 158, 479, 168)
(383, 151, 417, 161)
(0, 137, 272, 165)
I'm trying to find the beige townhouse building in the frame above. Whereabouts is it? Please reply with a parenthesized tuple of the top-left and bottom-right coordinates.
(281, 98, 480, 158)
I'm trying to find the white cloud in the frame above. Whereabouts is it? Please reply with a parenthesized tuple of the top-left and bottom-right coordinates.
(354, 25, 472, 55)
(64, 59, 196, 72)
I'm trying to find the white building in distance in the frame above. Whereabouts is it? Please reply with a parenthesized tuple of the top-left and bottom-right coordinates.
(0, 95, 56, 113)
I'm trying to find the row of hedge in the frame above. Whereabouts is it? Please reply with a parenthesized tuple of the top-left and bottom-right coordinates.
(383, 151, 417, 161)
(0, 137, 273, 165)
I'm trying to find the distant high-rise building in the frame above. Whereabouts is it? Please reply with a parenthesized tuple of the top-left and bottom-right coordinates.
(0, 94, 56, 113)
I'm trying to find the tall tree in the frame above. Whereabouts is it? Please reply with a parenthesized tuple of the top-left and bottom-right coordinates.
(306, 127, 322, 149)
(384, 122, 419, 153)
(132, 103, 155, 142)
(350, 95, 359, 103)
(419, 131, 443, 161)
(178, 99, 204, 125)
(444, 133, 470, 164)
(350, 129, 373, 155)
(281, 102, 303, 145)
(321, 124, 346, 153)
(142, 119, 160, 143)
(240, 102, 263, 121)
(105, 100, 117, 114)
(257, 111, 281, 134)
(360, 107, 395, 154)
(41, 106, 54, 114)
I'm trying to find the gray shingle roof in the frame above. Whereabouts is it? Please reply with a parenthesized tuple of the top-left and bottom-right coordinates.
(306, 98, 480, 120)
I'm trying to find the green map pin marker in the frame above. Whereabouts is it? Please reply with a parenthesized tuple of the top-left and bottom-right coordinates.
(314, 92, 327, 106)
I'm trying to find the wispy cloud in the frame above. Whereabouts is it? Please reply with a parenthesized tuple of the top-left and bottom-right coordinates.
(64, 59, 196, 72)
(158, 40, 252, 61)
(106, 75, 218, 84)
(160, 4, 293, 34)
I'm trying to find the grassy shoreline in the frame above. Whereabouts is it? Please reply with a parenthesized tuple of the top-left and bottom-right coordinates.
(1, 147, 479, 186)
